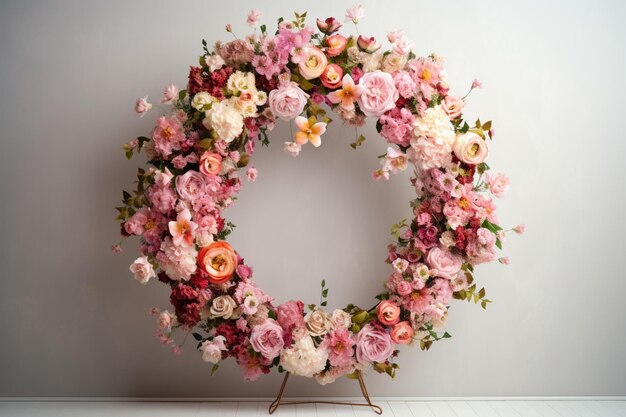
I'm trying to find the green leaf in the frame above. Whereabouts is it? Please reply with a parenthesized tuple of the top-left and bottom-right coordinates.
(178, 90, 187, 101)
(482, 219, 503, 233)
(260, 24, 266, 34)
(322, 289, 329, 297)
(476, 162, 490, 174)
(495, 238, 502, 250)
(192, 333, 203, 341)
(350, 134, 366, 150)
(321, 279, 326, 287)
(321, 301, 327, 307)
(482, 120, 492, 131)
(211, 364, 219, 376)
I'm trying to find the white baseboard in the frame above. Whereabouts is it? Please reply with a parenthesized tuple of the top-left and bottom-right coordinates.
(1, 396, 625, 402)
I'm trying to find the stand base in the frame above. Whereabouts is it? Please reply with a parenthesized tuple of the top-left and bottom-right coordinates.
(268, 371, 383, 415)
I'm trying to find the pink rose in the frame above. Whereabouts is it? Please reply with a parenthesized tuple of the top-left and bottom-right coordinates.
(485, 171, 509, 198)
(298, 47, 328, 80)
(268, 81, 309, 121)
(357, 70, 399, 116)
(124, 209, 148, 236)
(129, 256, 155, 285)
(392, 71, 417, 99)
(396, 280, 413, 296)
(250, 319, 285, 360)
(376, 300, 401, 326)
(453, 132, 488, 165)
(175, 170, 206, 201)
(355, 324, 394, 364)
(390, 321, 413, 344)
(199, 152, 223, 177)
(426, 246, 463, 280)
(442, 95, 465, 119)
(325, 34, 348, 57)
(134, 96, 152, 117)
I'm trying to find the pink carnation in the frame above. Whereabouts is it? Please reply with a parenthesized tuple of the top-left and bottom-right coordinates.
(486, 171, 510, 198)
(379, 107, 415, 147)
(151, 116, 185, 159)
(320, 328, 356, 368)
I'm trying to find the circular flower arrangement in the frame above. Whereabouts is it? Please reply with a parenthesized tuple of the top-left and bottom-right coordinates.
(115, 6, 523, 384)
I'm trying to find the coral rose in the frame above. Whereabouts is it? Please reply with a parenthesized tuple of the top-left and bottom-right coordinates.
(390, 321, 413, 344)
(453, 132, 488, 165)
(376, 300, 401, 326)
(199, 151, 222, 177)
(198, 241, 237, 284)
(325, 34, 348, 57)
(320, 64, 343, 90)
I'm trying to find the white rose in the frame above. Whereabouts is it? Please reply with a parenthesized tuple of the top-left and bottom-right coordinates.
(329, 309, 351, 330)
(439, 231, 456, 248)
(191, 92, 217, 111)
(129, 256, 155, 285)
(304, 309, 331, 337)
(203, 100, 244, 142)
(209, 295, 237, 319)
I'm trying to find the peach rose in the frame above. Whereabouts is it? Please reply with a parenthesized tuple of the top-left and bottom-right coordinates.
(453, 132, 488, 165)
(198, 241, 237, 284)
(376, 300, 401, 326)
(390, 321, 413, 344)
(199, 151, 222, 177)
(298, 47, 328, 80)
(442, 95, 465, 119)
(325, 34, 348, 57)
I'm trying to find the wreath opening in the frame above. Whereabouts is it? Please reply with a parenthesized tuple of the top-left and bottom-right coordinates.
(115, 6, 523, 385)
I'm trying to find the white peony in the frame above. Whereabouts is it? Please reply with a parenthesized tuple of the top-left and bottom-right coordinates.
(280, 335, 329, 378)
(411, 105, 456, 170)
(203, 99, 244, 142)
(205, 54, 225, 72)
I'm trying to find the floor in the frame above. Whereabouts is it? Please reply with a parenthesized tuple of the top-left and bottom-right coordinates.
(0, 400, 625, 417)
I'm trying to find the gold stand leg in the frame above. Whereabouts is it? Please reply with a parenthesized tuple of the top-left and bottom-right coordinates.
(268, 370, 383, 415)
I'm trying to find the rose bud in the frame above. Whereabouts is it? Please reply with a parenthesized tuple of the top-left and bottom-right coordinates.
(325, 34, 348, 57)
(320, 64, 344, 90)
(357, 35, 381, 53)
(316, 17, 342, 35)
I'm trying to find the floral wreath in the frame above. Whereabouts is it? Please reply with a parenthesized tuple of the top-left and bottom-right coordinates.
(115, 6, 523, 384)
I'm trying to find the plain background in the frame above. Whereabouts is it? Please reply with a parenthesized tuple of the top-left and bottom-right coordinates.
(1, 0, 625, 398)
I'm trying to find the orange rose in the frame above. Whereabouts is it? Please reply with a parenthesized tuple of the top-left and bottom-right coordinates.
(390, 321, 413, 344)
(199, 151, 222, 177)
(376, 300, 400, 326)
(198, 241, 237, 284)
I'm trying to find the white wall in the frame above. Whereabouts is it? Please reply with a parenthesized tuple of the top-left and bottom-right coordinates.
(1, 0, 625, 398)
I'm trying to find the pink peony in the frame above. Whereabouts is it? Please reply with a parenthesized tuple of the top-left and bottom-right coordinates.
(357, 71, 399, 116)
(250, 319, 285, 360)
(485, 171, 510, 198)
(426, 246, 463, 280)
(148, 184, 177, 214)
(276, 300, 305, 332)
(355, 324, 394, 364)
(268, 81, 309, 120)
(320, 328, 355, 368)
(175, 170, 206, 202)
(379, 107, 415, 147)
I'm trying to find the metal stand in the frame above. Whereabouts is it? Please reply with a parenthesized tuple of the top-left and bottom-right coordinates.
(268, 371, 383, 415)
